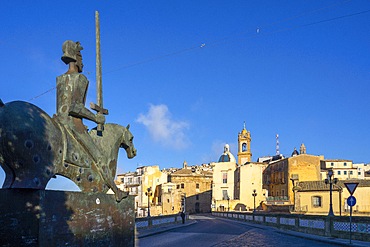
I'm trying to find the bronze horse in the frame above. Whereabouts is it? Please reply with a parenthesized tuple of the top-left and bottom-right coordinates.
(0, 100, 136, 202)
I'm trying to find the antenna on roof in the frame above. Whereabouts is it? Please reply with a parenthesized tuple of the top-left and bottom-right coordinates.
(276, 134, 280, 155)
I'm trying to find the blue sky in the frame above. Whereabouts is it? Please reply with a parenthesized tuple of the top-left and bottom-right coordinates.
(1, 1, 370, 190)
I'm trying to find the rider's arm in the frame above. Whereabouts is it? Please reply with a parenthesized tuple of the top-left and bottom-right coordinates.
(67, 74, 105, 124)
(69, 104, 104, 124)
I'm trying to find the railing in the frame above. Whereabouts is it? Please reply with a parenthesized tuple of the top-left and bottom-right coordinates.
(213, 211, 370, 242)
(266, 196, 289, 201)
(135, 213, 187, 229)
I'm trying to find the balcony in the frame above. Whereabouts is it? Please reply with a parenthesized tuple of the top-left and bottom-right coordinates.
(266, 196, 290, 205)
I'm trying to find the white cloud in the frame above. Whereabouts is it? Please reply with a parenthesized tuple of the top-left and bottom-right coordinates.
(136, 104, 190, 149)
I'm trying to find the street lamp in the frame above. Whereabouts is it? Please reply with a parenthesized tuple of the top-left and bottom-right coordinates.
(252, 189, 257, 213)
(227, 195, 230, 211)
(145, 187, 152, 217)
(325, 169, 338, 216)
(181, 193, 186, 213)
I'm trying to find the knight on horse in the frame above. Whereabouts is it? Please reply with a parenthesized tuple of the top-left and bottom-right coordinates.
(0, 41, 136, 202)
(54, 40, 105, 167)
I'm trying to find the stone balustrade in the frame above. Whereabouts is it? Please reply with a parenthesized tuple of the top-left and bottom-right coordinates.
(213, 211, 370, 242)
(135, 213, 187, 229)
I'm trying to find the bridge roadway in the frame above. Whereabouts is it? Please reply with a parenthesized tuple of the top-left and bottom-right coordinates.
(136, 214, 369, 247)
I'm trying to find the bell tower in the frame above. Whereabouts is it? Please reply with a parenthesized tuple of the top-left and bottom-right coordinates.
(238, 122, 252, 164)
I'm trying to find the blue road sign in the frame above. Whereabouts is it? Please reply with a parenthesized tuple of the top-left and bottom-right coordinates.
(344, 182, 359, 195)
(347, 196, 356, 207)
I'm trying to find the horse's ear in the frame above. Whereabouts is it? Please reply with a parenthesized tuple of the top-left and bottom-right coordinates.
(126, 124, 130, 130)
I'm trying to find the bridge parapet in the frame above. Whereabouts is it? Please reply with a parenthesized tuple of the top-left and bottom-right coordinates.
(213, 211, 370, 242)
(135, 214, 187, 230)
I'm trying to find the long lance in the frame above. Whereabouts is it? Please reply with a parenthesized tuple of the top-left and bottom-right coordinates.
(91, 10, 108, 133)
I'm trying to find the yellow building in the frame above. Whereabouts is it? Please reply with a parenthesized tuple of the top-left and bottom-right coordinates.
(263, 152, 324, 209)
(117, 162, 213, 216)
(150, 182, 181, 216)
(168, 162, 213, 214)
(320, 159, 358, 180)
(212, 124, 269, 212)
(116, 165, 167, 217)
(353, 163, 370, 180)
(296, 180, 370, 215)
(238, 123, 252, 164)
(235, 162, 268, 211)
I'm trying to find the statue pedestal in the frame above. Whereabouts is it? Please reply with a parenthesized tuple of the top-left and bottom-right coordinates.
(0, 189, 134, 246)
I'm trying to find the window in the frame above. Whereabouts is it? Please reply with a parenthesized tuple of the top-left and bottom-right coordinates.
(242, 143, 247, 152)
(176, 185, 180, 189)
(196, 183, 200, 189)
(223, 173, 228, 184)
(337, 171, 341, 175)
(281, 190, 285, 197)
(344, 171, 347, 175)
(331, 162, 334, 167)
(358, 172, 362, 175)
(312, 196, 322, 207)
(344, 162, 347, 166)
(222, 190, 228, 200)
(181, 183, 184, 189)
(196, 195, 199, 200)
(350, 171, 353, 175)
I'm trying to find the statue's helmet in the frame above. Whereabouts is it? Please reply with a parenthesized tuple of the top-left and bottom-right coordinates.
(61, 40, 83, 64)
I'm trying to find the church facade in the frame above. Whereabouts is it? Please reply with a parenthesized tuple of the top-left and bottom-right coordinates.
(212, 124, 266, 212)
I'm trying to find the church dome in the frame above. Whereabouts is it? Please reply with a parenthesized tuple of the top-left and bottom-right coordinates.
(218, 144, 236, 163)
(291, 147, 299, 157)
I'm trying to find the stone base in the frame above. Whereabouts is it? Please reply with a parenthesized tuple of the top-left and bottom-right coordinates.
(0, 189, 134, 246)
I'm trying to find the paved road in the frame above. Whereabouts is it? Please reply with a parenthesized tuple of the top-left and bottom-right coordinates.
(137, 215, 340, 247)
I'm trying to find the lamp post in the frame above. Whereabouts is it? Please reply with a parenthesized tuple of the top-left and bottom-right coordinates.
(325, 169, 338, 216)
(181, 193, 186, 213)
(145, 187, 152, 217)
(252, 189, 257, 213)
(290, 174, 299, 212)
(227, 195, 230, 211)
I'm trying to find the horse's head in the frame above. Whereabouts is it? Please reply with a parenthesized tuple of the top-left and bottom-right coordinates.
(121, 124, 137, 159)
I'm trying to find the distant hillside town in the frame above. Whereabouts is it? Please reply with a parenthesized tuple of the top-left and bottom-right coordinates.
(115, 125, 370, 217)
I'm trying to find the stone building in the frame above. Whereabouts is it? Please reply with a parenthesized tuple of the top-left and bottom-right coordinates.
(262, 150, 324, 210)
(320, 159, 359, 180)
(116, 165, 167, 217)
(168, 162, 213, 214)
(235, 162, 268, 211)
(116, 171, 140, 213)
(237, 123, 252, 164)
(353, 163, 370, 180)
(116, 162, 213, 216)
(212, 124, 267, 212)
(295, 180, 370, 215)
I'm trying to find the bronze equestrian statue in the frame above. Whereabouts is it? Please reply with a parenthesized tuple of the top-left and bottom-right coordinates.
(0, 41, 136, 202)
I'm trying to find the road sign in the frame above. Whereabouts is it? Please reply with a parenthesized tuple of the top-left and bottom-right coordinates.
(344, 182, 359, 195)
(347, 196, 357, 207)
